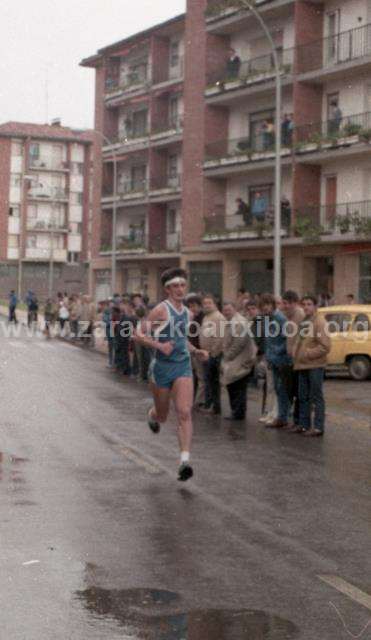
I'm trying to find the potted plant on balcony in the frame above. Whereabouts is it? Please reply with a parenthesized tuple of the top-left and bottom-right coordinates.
(335, 212, 352, 234)
(359, 128, 371, 143)
(293, 215, 323, 244)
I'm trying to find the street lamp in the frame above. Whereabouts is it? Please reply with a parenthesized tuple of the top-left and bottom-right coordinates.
(94, 131, 118, 297)
(238, 0, 282, 297)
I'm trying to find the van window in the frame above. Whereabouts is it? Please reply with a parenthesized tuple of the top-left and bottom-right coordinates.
(353, 314, 370, 332)
(325, 313, 352, 333)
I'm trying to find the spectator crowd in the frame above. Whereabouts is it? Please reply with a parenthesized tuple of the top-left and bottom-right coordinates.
(6, 285, 340, 438)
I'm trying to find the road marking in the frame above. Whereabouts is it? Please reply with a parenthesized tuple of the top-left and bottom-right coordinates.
(319, 575, 371, 611)
(8, 341, 26, 349)
(120, 446, 163, 476)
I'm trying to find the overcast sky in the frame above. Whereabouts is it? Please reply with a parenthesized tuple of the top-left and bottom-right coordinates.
(0, 0, 185, 130)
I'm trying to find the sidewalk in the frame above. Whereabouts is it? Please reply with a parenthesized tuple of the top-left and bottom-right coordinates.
(0, 305, 369, 428)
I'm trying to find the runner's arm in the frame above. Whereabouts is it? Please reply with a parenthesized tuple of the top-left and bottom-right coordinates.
(134, 305, 174, 356)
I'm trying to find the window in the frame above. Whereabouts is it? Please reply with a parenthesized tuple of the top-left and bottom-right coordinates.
(170, 41, 180, 67)
(168, 155, 178, 178)
(27, 205, 37, 218)
(72, 162, 84, 175)
(69, 222, 83, 234)
(326, 10, 340, 62)
(132, 110, 148, 137)
(131, 164, 147, 190)
(169, 96, 179, 126)
(10, 174, 21, 187)
(241, 259, 283, 296)
(189, 261, 223, 299)
(325, 313, 352, 333)
(26, 235, 37, 248)
(9, 205, 20, 217)
(29, 143, 40, 159)
(11, 141, 23, 157)
(359, 253, 371, 302)
(8, 235, 19, 248)
(167, 209, 177, 234)
(353, 314, 371, 332)
(68, 251, 80, 264)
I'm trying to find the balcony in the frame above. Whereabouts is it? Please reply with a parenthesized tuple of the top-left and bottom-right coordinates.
(205, 48, 293, 102)
(100, 231, 180, 256)
(26, 219, 68, 232)
(204, 131, 292, 175)
(102, 180, 148, 205)
(29, 157, 69, 172)
(152, 57, 184, 86)
(149, 174, 182, 199)
(296, 23, 371, 81)
(203, 201, 371, 245)
(150, 116, 184, 144)
(103, 128, 150, 153)
(24, 248, 67, 261)
(204, 111, 371, 175)
(27, 187, 68, 201)
(105, 64, 150, 100)
(205, 0, 284, 25)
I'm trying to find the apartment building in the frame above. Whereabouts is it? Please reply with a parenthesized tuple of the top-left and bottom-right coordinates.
(83, 0, 371, 303)
(81, 15, 185, 301)
(182, 0, 371, 303)
(0, 120, 95, 298)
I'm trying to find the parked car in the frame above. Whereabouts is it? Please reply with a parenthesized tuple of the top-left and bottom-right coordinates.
(318, 305, 371, 380)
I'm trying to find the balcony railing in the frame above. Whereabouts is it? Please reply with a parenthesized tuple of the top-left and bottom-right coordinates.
(205, 111, 371, 163)
(105, 64, 150, 95)
(206, 47, 294, 91)
(27, 219, 67, 231)
(150, 174, 182, 191)
(296, 23, 371, 75)
(298, 200, 371, 235)
(151, 116, 184, 135)
(109, 127, 150, 146)
(102, 180, 148, 199)
(28, 187, 68, 200)
(205, 129, 289, 161)
(29, 157, 69, 171)
(295, 111, 371, 145)
(100, 231, 180, 253)
(203, 200, 371, 241)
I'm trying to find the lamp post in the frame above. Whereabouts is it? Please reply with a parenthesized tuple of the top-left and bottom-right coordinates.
(95, 131, 118, 296)
(239, 0, 282, 297)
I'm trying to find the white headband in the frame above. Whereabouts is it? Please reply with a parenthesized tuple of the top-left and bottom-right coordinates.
(165, 277, 187, 287)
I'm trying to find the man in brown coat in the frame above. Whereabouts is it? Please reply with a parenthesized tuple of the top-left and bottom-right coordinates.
(292, 295, 331, 437)
(221, 302, 257, 421)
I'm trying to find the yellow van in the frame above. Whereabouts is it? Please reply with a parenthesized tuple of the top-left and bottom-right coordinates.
(317, 305, 371, 380)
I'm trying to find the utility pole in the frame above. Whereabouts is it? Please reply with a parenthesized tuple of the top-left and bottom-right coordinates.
(239, 0, 282, 297)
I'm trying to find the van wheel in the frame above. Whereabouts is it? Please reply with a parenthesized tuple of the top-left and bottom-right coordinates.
(348, 356, 371, 381)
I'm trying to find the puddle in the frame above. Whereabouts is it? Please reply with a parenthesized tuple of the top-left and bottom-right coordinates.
(76, 587, 298, 639)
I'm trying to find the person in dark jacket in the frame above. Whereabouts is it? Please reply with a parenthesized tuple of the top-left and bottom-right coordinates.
(8, 290, 18, 324)
(102, 299, 115, 368)
(115, 300, 134, 376)
(260, 293, 291, 428)
(226, 48, 241, 78)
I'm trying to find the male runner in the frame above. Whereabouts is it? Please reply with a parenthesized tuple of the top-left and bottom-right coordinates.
(134, 267, 208, 481)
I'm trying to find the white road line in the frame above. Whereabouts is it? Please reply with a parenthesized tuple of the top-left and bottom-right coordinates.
(8, 341, 26, 349)
(120, 446, 163, 476)
(319, 575, 371, 611)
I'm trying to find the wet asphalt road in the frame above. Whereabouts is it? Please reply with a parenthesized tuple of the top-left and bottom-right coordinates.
(0, 330, 370, 640)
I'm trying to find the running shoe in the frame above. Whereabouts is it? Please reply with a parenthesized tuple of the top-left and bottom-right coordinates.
(178, 463, 194, 482)
(148, 410, 161, 435)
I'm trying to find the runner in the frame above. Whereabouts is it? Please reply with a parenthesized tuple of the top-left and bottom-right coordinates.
(134, 267, 208, 481)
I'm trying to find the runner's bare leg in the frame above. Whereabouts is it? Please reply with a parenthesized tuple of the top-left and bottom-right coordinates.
(149, 383, 171, 423)
(172, 377, 194, 455)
